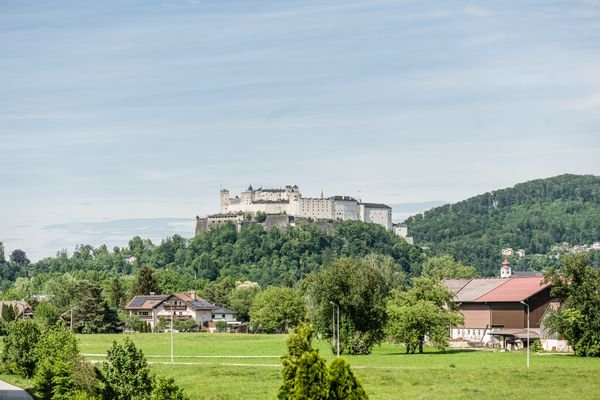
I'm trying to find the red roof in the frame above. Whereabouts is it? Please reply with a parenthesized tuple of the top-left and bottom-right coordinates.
(476, 277, 549, 302)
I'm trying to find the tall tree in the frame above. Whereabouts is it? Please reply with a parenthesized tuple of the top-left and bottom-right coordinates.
(101, 338, 154, 400)
(545, 253, 600, 357)
(228, 281, 260, 322)
(72, 281, 120, 333)
(108, 278, 127, 308)
(1, 303, 17, 321)
(386, 277, 463, 353)
(0, 319, 41, 378)
(279, 324, 367, 400)
(9, 249, 30, 266)
(420, 254, 477, 280)
(303, 257, 390, 354)
(249, 287, 305, 333)
(131, 266, 160, 296)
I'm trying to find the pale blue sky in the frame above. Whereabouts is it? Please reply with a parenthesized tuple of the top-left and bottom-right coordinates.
(1, 0, 599, 260)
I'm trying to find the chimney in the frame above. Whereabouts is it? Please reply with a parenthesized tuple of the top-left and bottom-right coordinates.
(188, 291, 196, 301)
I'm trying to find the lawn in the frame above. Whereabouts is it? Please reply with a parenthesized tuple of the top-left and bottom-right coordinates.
(74, 333, 600, 400)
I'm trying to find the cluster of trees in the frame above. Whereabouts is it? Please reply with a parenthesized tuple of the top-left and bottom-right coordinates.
(405, 174, 600, 275)
(279, 324, 368, 400)
(2, 220, 421, 291)
(545, 254, 600, 357)
(0, 320, 187, 399)
(303, 255, 469, 355)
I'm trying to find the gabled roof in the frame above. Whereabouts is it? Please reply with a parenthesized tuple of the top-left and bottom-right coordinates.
(476, 277, 550, 302)
(172, 293, 217, 310)
(125, 295, 169, 309)
(443, 277, 551, 303)
(453, 279, 508, 302)
(0, 301, 33, 317)
(212, 306, 236, 315)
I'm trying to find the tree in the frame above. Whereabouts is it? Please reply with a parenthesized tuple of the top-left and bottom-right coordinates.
(33, 325, 97, 400)
(1, 303, 17, 321)
(278, 324, 367, 400)
(255, 211, 267, 223)
(420, 254, 477, 280)
(228, 281, 260, 322)
(9, 249, 30, 266)
(386, 277, 463, 353)
(328, 357, 368, 400)
(131, 266, 160, 296)
(249, 287, 305, 333)
(303, 258, 390, 354)
(108, 278, 127, 308)
(45, 275, 78, 309)
(545, 254, 600, 356)
(0, 319, 41, 377)
(101, 338, 154, 400)
(34, 301, 62, 329)
(151, 377, 188, 400)
(279, 324, 328, 400)
(72, 281, 120, 333)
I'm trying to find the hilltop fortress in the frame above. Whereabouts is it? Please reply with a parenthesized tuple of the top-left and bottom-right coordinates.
(195, 185, 399, 235)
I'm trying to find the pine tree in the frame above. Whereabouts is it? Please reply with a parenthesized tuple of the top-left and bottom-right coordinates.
(131, 267, 160, 296)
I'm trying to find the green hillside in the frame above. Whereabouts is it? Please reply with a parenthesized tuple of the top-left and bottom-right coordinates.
(405, 174, 600, 275)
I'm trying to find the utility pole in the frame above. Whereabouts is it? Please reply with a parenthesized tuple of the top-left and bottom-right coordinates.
(520, 301, 530, 369)
(170, 310, 174, 363)
(329, 301, 340, 357)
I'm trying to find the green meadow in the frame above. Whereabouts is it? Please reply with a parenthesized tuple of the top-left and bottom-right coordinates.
(77, 333, 600, 400)
(3, 333, 600, 399)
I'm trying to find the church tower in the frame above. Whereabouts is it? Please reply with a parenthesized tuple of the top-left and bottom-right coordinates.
(500, 258, 512, 278)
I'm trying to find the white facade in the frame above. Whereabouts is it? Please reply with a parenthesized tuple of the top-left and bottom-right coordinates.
(217, 185, 393, 230)
(359, 203, 392, 230)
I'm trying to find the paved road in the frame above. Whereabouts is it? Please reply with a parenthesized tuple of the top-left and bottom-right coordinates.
(0, 380, 33, 400)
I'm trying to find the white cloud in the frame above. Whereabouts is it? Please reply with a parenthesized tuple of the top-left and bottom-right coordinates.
(464, 4, 494, 17)
(562, 92, 600, 111)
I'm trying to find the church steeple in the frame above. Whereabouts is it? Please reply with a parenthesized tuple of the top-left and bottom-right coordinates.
(500, 258, 512, 278)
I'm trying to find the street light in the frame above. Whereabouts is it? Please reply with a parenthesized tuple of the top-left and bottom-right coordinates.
(170, 310, 175, 363)
(329, 301, 340, 357)
(520, 301, 530, 369)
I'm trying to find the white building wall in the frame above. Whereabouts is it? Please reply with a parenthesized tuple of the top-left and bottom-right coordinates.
(360, 206, 392, 230)
(333, 199, 359, 221)
(298, 198, 334, 220)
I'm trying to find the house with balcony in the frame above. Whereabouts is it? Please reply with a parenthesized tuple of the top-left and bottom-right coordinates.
(125, 292, 238, 331)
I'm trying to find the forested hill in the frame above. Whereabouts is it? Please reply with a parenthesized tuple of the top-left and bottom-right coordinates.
(1, 220, 422, 292)
(405, 174, 600, 275)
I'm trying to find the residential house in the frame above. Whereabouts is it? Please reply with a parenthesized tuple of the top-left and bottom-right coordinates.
(0, 301, 34, 319)
(125, 292, 238, 331)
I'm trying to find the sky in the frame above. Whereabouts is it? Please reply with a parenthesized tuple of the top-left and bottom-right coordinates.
(1, 0, 599, 261)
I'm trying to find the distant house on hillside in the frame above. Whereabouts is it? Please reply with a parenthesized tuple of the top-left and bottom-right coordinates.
(124, 292, 240, 332)
(0, 301, 34, 319)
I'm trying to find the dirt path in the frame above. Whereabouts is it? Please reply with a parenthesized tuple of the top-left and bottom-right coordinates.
(0, 380, 33, 400)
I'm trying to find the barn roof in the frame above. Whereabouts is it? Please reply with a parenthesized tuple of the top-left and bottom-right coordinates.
(452, 279, 508, 302)
(476, 277, 550, 302)
(442, 276, 551, 303)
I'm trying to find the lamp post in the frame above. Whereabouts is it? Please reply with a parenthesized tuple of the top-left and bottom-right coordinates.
(520, 301, 530, 369)
(329, 301, 340, 357)
(170, 309, 175, 363)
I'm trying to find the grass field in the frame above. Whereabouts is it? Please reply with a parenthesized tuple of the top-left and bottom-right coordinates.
(74, 333, 600, 400)
(3, 333, 600, 399)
